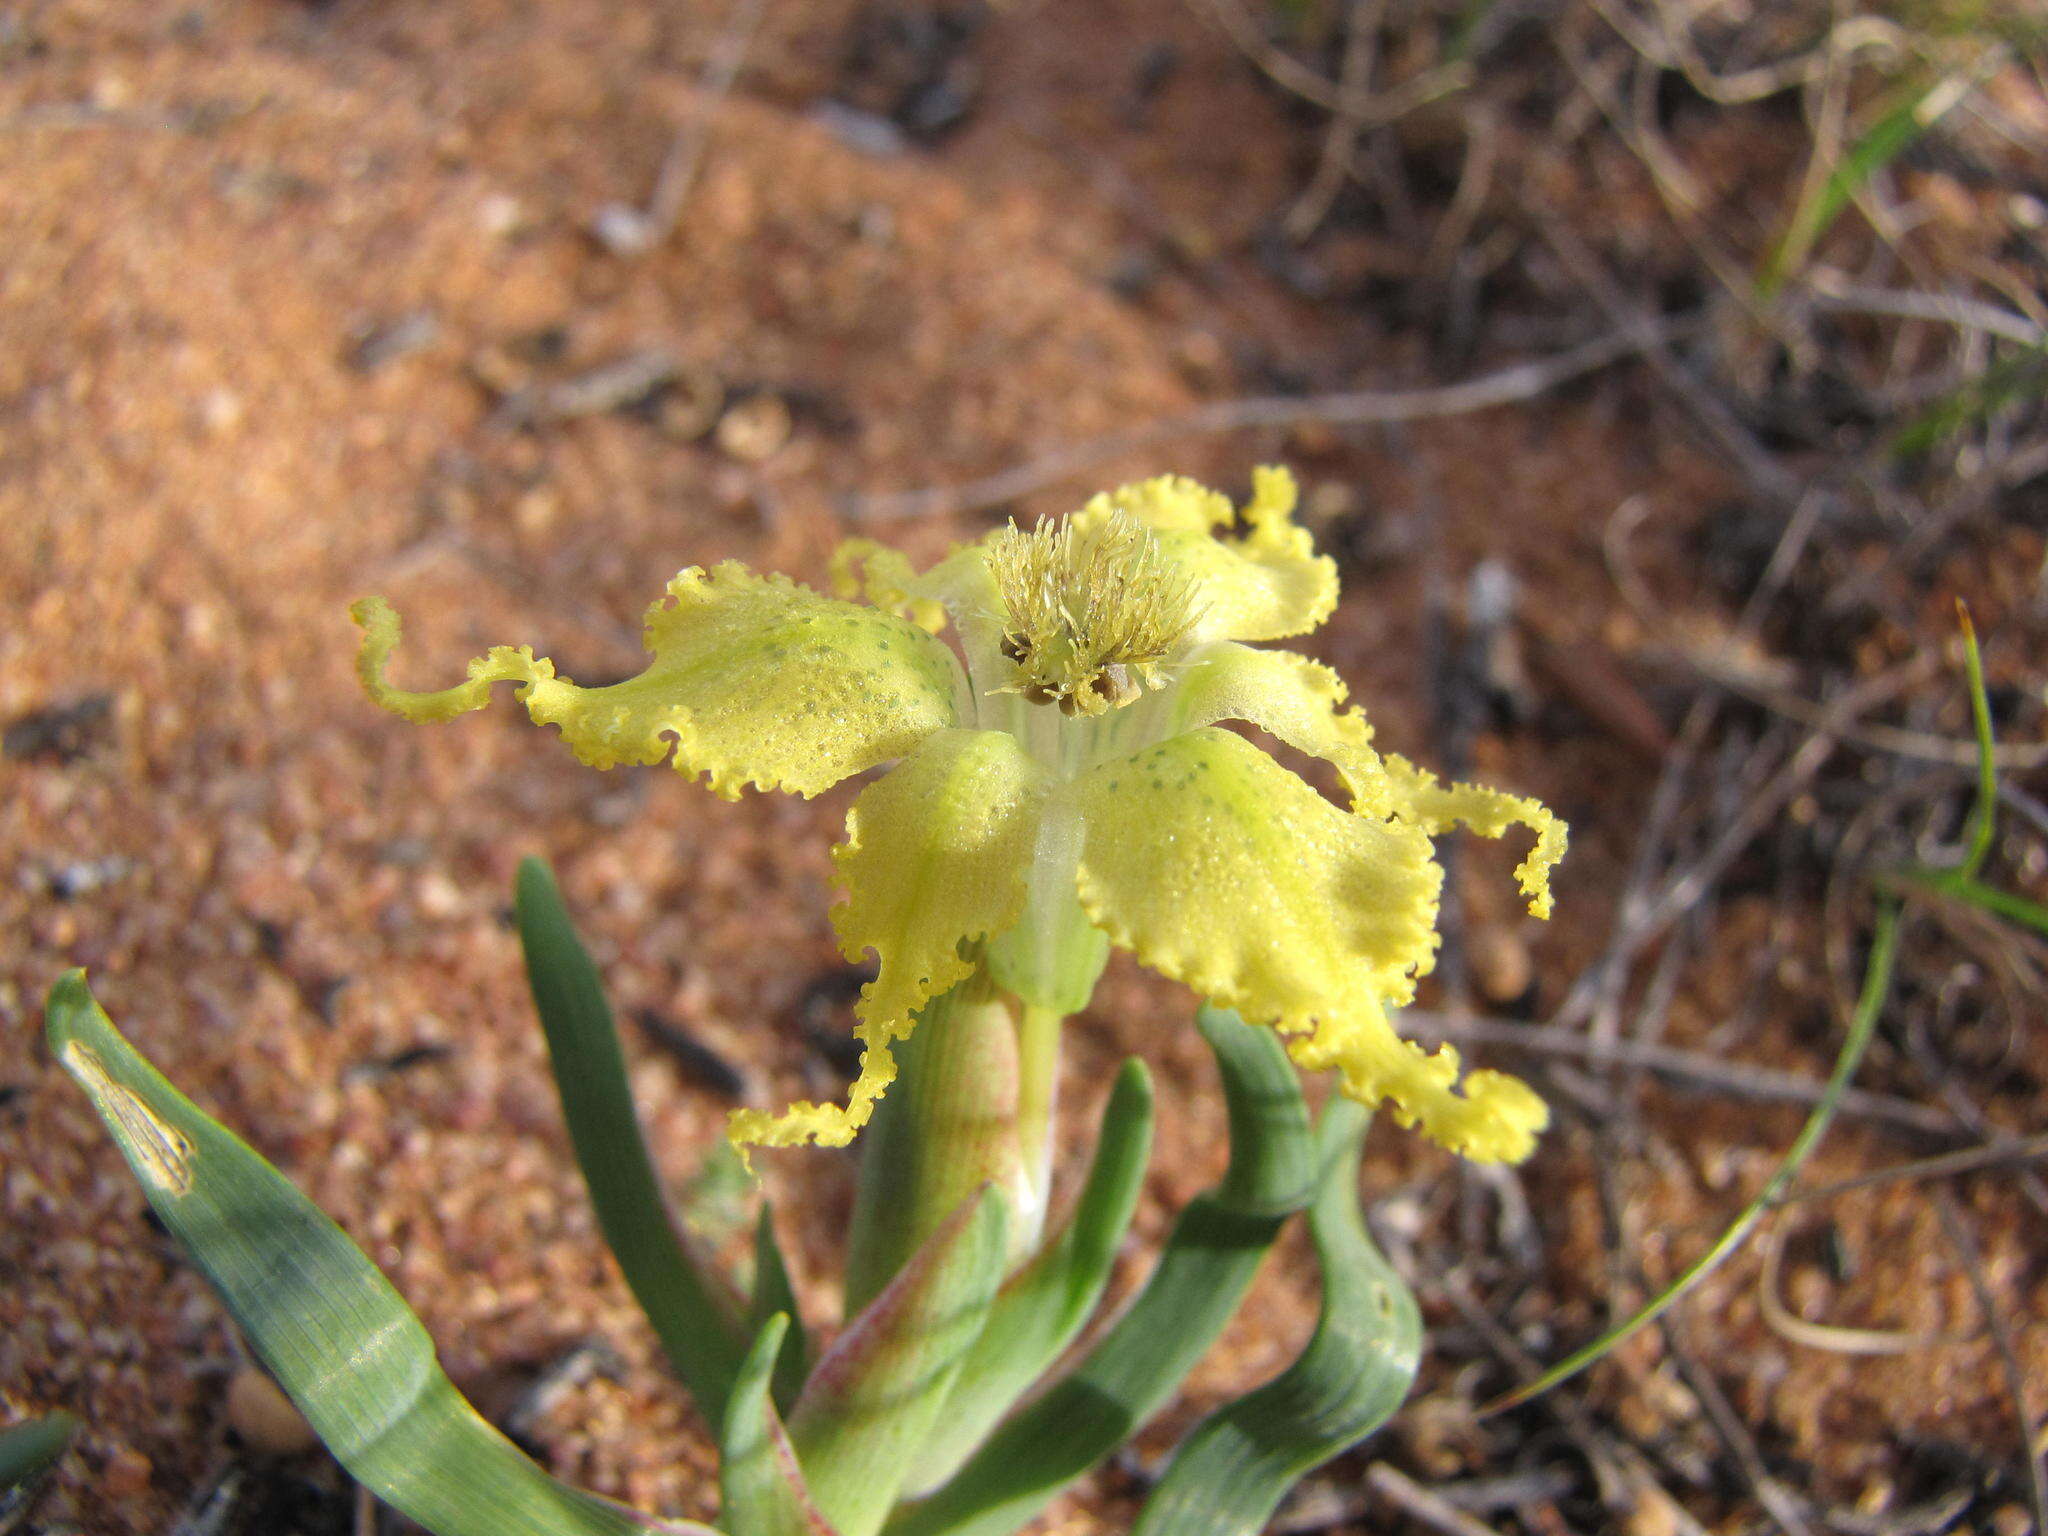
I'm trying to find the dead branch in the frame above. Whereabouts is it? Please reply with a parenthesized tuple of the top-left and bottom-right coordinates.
(846, 320, 1685, 521)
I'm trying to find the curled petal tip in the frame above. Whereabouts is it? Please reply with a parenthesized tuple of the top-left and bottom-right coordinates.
(1382, 753, 1567, 920)
(350, 563, 963, 799)
(351, 594, 547, 724)
(726, 1028, 903, 1154)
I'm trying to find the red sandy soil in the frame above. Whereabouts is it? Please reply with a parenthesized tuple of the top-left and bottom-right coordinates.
(5, 1, 2044, 1532)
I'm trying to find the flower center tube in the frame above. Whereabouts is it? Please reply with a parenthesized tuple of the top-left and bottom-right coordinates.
(848, 510, 1201, 1292)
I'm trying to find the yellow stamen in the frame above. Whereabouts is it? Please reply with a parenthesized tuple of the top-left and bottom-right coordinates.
(984, 507, 1199, 716)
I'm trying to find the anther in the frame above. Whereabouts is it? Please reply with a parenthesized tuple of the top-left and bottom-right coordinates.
(983, 507, 1198, 713)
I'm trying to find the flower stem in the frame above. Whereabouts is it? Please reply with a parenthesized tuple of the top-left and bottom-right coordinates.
(1014, 1001, 1062, 1226)
(843, 969, 1059, 1312)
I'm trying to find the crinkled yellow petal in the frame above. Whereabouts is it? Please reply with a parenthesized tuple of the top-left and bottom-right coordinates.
(1074, 726, 1438, 1032)
(1169, 641, 1389, 812)
(1074, 466, 1337, 643)
(728, 727, 1049, 1152)
(353, 595, 555, 722)
(1381, 753, 1567, 920)
(829, 538, 949, 634)
(351, 563, 965, 800)
(1171, 642, 1565, 919)
(1286, 1019, 1549, 1163)
(1073, 727, 1546, 1162)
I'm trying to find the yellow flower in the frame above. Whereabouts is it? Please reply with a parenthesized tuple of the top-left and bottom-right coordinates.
(353, 469, 1566, 1163)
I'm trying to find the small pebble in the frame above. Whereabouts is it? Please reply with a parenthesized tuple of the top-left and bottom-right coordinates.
(194, 387, 244, 437)
(1468, 924, 1533, 1005)
(1620, 1477, 1684, 1536)
(655, 367, 725, 443)
(227, 1366, 317, 1455)
(715, 393, 791, 463)
(101, 1442, 154, 1499)
(477, 191, 527, 239)
(2, 694, 114, 764)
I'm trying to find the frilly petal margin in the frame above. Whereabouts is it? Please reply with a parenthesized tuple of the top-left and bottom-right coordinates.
(1381, 753, 1567, 920)
(728, 727, 1049, 1153)
(1167, 641, 1386, 810)
(1072, 727, 1548, 1163)
(354, 596, 555, 722)
(1170, 642, 1566, 921)
(1074, 466, 1337, 644)
(351, 562, 965, 800)
(1286, 1019, 1549, 1164)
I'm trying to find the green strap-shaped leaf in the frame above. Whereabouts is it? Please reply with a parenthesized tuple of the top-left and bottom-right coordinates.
(45, 972, 718, 1536)
(1129, 1097, 1420, 1535)
(885, 1006, 1315, 1536)
(790, 1188, 1010, 1536)
(750, 1206, 811, 1414)
(903, 1059, 1155, 1495)
(0, 1410, 77, 1501)
(516, 858, 751, 1425)
(720, 1315, 840, 1536)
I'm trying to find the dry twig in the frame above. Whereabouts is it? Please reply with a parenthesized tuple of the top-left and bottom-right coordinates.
(1777, 1130, 2048, 1207)
(590, 0, 769, 256)
(1186, 0, 1470, 121)
(1934, 1193, 2048, 1536)
(1401, 1011, 1954, 1138)
(847, 322, 1683, 521)
(1280, 0, 1386, 243)
(1602, 496, 2048, 769)
(1365, 1464, 1501, 1536)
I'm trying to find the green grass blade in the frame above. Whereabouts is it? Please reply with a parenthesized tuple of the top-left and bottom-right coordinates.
(1482, 902, 1901, 1415)
(885, 1007, 1315, 1536)
(46, 972, 718, 1536)
(1931, 874, 2048, 937)
(790, 1189, 1010, 1536)
(0, 1410, 78, 1495)
(515, 857, 750, 1425)
(750, 1206, 811, 1414)
(1129, 1097, 1420, 1536)
(1892, 343, 2048, 460)
(1759, 72, 1968, 299)
(1884, 606, 2046, 934)
(1955, 604, 1997, 880)
(904, 1059, 1156, 1495)
(720, 1315, 840, 1536)
(1446, 0, 1502, 62)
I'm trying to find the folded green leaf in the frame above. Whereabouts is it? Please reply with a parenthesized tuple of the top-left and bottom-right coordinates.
(791, 1188, 1010, 1536)
(720, 1315, 839, 1536)
(516, 857, 751, 1425)
(0, 1409, 77, 1498)
(904, 1058, 1155, 1495)
(750, 1205, 811, 1414)
(47, 971, 718, 1536)
(1130, 1097, 1420, 1535)
(885, 1006, 1314, 1536)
